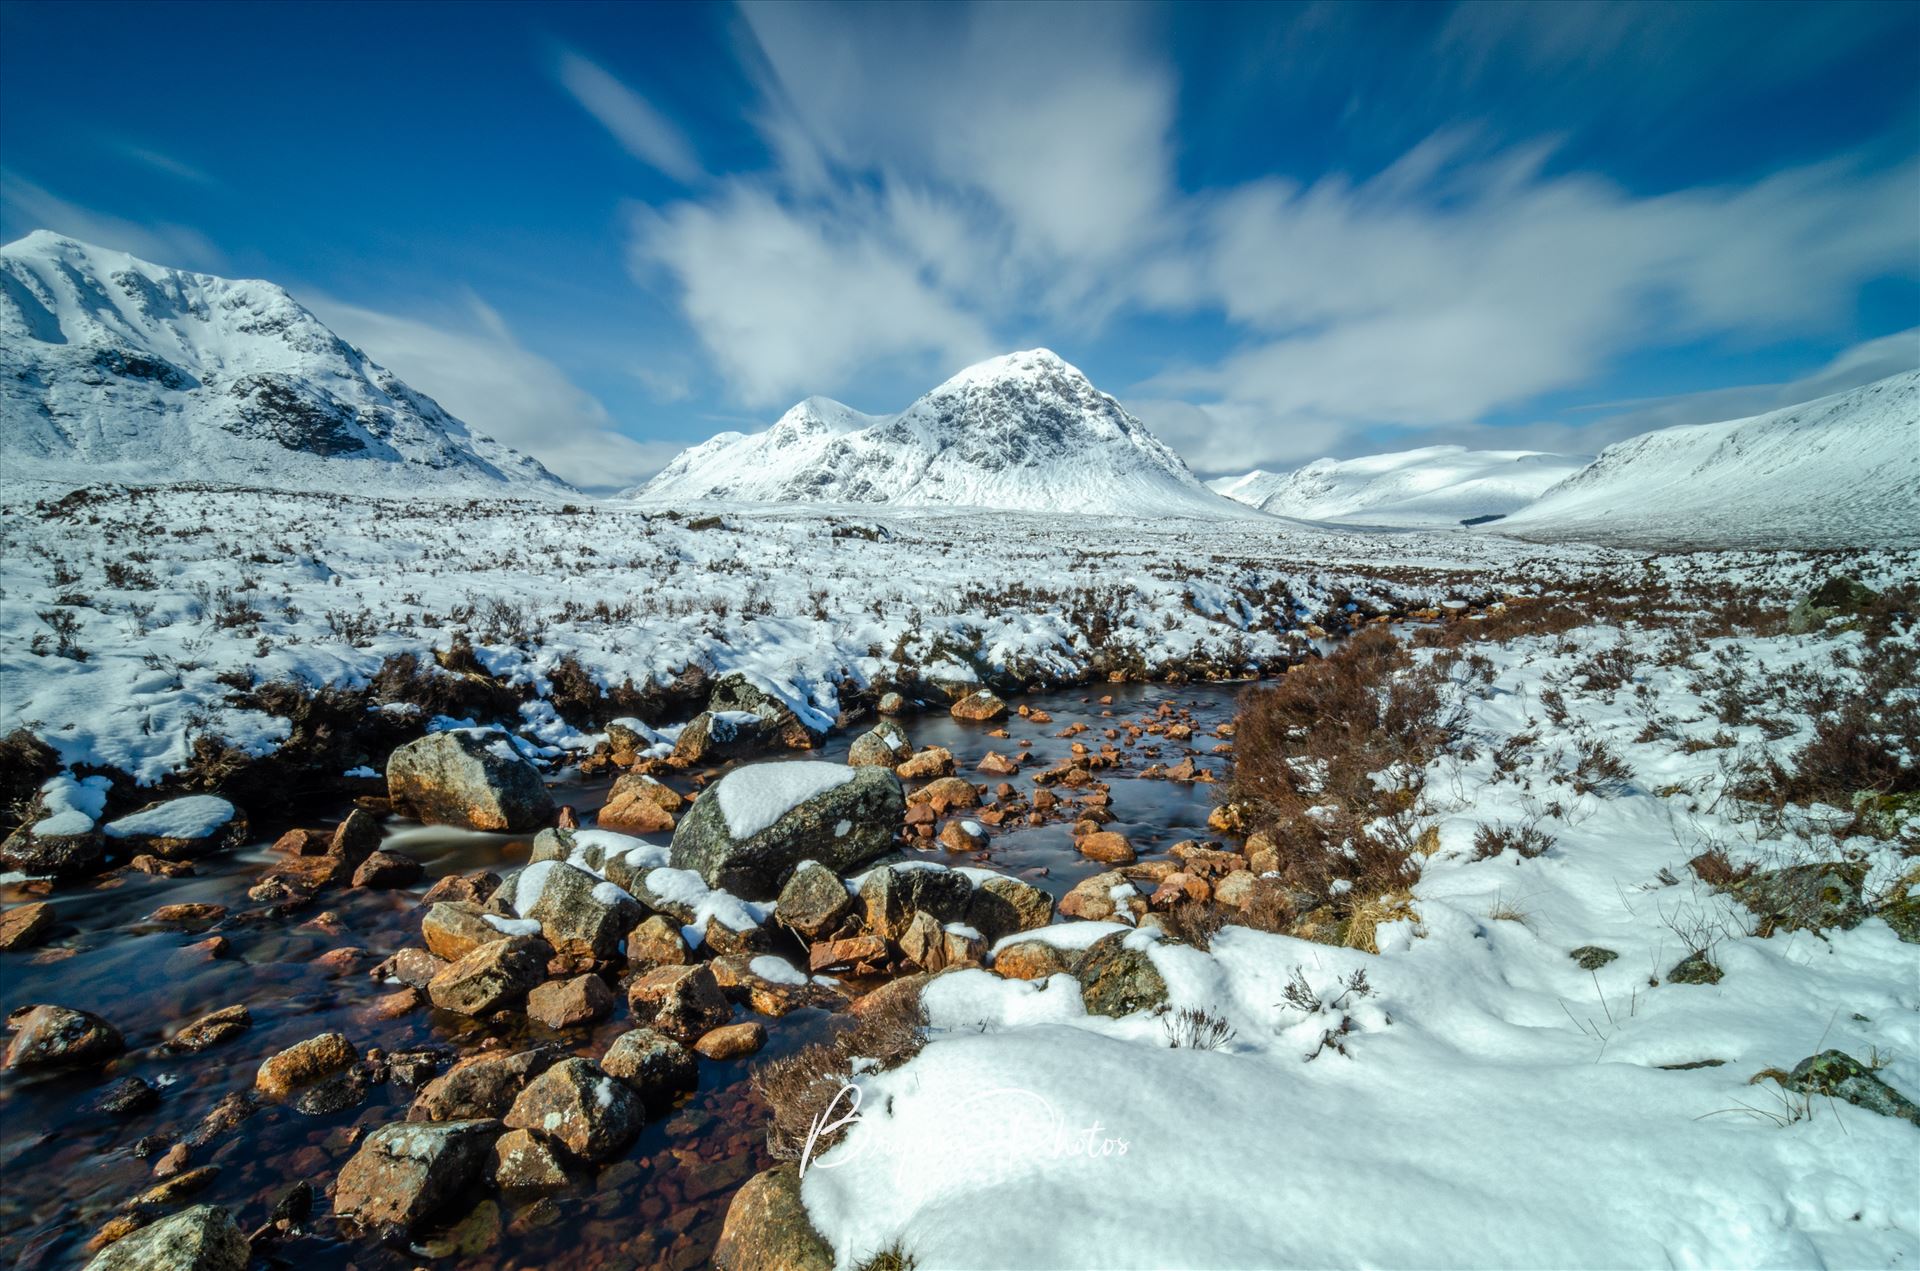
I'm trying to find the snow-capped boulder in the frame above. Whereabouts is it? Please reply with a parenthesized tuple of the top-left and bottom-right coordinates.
(496, 858, 641, 960)
(706, 671, 828, 750)
(670, 710, 774, 766)
(669, 762, 902, 899)
(101, 796, 244, 859)
(0, 775, 112, 878)
(386, 731, 553, 832)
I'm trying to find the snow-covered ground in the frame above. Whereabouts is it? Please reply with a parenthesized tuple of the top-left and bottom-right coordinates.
(0, 480, 1641, 786)
(1502, 371, 1920, 549)
(801, 616, 1920, 1269)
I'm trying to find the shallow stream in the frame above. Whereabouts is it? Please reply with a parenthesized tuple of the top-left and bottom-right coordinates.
(0, 680, 1247, 1269)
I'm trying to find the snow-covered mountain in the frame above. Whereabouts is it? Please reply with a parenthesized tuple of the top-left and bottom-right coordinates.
(1501, 371, 1919, 548)
(632, 349, 1247, 516)
(0, 231, 569, 493)
(1208, 446, 1588, 527)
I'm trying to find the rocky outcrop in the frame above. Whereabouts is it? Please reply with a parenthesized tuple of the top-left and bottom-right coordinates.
(386, 731, 554, 832)
(1785, 1049, 1920, 1124)
(1730, 862, 1868, 934)
(669, 762, 902, 899)
(334, 1119, 503, 1229)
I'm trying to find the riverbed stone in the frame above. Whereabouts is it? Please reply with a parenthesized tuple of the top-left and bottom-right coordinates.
(858, 864, 973, 941)
(630, 963, 733, 1042)
(950, 690, 1008, 722)
(992, 940, 1076, 980)
(334, 1118, 502, 1230)
(0, 824, 106, 879)
(706, 671, 827, 750)
(0, 901, 54, 951)
(601, 1027, 698, 1106)
(774, 860, 854, 940)
(83, 1203, 249, 1271)
(352, 850, 422, 889)
(694, 1020, 766, 1060)
(626, 913, 690, 969)
(1075, 830, 1136, 864)
(669, 762, 903, 900)
(255, 1031, 356, 1099)
(4, 1004, 124, 1070)
(421, 900, 510, 962)
(1060, 871, 1144, 923)
(330, 807, 382, 863)
(964, 874, 1055, 943)
(409, 1047, 561, 1121)
(166, 1005, 250, 1053)
(526, 974, 615, 1030)
(491, 1127, 575, 1194)
(386, 731, 554, 832)
(847, 723, 912, 768)
(427, 935, 551, 1016)
(596, 772, 681, 834)
(895, 747, 956, 779)
(373, 947, 446, 990)
(714, 1165, 834, 1271)
(503, 1058, 643, 1163)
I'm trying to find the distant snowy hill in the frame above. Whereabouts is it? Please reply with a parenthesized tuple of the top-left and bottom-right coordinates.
(1501, 371, 1920, 548)
(1208, 446, 1588, 527)
(633, 349, 1247, 516)
(0, 231, 570, 493)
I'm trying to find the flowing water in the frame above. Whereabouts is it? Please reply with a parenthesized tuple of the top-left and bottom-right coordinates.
(0, 680, 1247, 1269)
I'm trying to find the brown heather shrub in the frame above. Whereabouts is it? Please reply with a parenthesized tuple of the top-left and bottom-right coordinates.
(753, 987, 928, 1162)
(1228, 628, 1461, 919)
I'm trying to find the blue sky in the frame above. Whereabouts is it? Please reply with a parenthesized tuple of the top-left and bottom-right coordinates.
(2, 0, 1915, 489)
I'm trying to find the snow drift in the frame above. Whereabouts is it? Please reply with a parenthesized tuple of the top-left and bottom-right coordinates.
(0, 231, 570, 493)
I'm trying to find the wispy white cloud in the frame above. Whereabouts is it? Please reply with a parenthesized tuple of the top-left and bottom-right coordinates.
(308, 291, 671, 492)
(555, 50, 706, 185)
(0, 170, 226, 271)
(113, 144, 218, 186)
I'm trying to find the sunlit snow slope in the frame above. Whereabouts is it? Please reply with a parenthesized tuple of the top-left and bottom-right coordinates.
(632, 349, 1248, 516)
(1501, 371, 1920, 548)
(1209, 446, 1588, 527)
(0, 232, 569, 493)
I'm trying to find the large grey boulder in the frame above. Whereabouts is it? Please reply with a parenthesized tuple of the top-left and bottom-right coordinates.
(499, 858, 641, 960)
(386, 731, 554, 832)
(670, 762, 902, 900)
(84, 1204, 249, 1271)
(333, 1118, 502, 1229)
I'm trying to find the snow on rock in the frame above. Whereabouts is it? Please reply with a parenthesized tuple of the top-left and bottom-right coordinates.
(715, 762, 856, 840)
(101, 795, 235, 841)
(0, 231, 570, 495)
(1501, 370, 1920, 548)
(630, 349, 1249, 517)
(30, 774, 111, 837)
(1210, 445, 1589, 528)
(748, 955, 809, 987)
